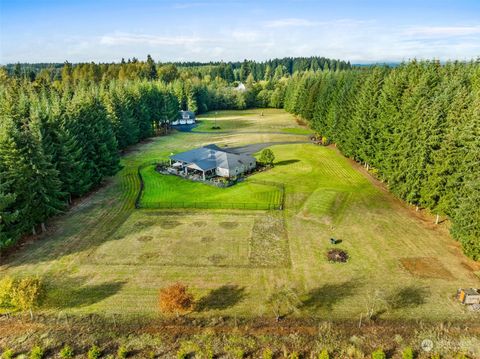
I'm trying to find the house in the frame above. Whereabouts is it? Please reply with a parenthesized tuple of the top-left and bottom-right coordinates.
(171, 110, 196, 126)
(457, 288, 480, 305)
(169, 144, 256, 180)
(235, 82, 246, 92)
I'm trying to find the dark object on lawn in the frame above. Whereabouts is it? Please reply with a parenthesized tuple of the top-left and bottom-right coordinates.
(211, 126, 221, 130)
(330, 237, 338, 244)
(327, 248, 349, 263)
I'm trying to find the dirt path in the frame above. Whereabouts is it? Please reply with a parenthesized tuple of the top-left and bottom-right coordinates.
(175, 124, 311, 137)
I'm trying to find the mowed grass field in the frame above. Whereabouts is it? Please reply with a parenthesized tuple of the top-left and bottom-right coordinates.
(194, 108, 313, 134)
(1, 108, 479, 321)
(139, 165, 282, 209)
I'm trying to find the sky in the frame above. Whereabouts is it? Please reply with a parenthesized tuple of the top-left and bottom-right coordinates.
(1, 0, 480, 64)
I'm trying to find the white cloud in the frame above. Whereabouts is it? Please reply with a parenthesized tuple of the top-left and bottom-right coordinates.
(3, 20, 480, 64)
(263, 18, 320, 28)
(231, 30, 260, 42)
(100, 33, 210, 46)
(404, 25, 480, 37)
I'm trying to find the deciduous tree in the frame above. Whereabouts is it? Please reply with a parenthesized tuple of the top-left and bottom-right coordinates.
(159, 283, 194, 316)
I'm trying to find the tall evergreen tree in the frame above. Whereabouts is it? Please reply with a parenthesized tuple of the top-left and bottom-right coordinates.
(146, 54, 158, 80)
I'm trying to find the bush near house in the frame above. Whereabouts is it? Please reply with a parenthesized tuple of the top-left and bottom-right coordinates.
(259, 149, 275, 167)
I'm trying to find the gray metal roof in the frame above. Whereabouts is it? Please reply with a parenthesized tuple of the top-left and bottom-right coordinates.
(170, 144, 255, 172)
(463, 288, 480, 296)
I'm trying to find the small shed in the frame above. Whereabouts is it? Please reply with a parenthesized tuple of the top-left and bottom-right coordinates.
(457, 288, 480, 305)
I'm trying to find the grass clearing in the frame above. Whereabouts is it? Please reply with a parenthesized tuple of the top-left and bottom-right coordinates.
(193, 118, 252, 132)
(1, 109, 479, 321)
(193, 108, 311, 133)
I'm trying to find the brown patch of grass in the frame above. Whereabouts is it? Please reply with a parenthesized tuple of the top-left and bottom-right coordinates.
(208, 254, 227, 265)
(135, 220, 155, 228)
(138, 252, 158, 262)
(219, 222, 239, 229)
(137, 235, 153, 242)
(249, 212, 290, 267)
(0, 321, 44, 337)
(193, 221, 207, 227)
(400, 257, 455, 280)
(462, 261, 480, 272)
(295, 117, 307, 126)
(159, 220, 181, 229)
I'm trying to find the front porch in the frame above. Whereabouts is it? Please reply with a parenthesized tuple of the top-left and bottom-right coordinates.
(168, 160, 216, 181)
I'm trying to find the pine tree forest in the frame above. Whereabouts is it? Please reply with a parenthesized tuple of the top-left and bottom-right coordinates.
(0, 56, 479, 260)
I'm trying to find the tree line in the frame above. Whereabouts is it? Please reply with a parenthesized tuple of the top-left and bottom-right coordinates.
(283, 60, 480, 259)
(2, 57, 479, 260)
(5, 56, 351, 84)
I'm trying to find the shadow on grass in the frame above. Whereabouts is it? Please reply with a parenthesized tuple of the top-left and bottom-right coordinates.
(275, 159, 300, 166)
(301, 279, 362, 311)
(42, 276, 126, 309)
(386, 285, 429, 309)
(196, 285, 246, 311)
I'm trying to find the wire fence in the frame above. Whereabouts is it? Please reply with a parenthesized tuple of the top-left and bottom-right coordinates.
(141, 201, 281, 210)
(135, 161, 285, 210)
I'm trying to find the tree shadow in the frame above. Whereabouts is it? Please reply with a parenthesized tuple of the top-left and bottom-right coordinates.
(42, 276, 126, 309)
(1, 208, 135, 268)
(301, 279, 363, 311)
(196, 285, 246, 311)
(275, 159, 300, 166)
(386, 285, 429, 309)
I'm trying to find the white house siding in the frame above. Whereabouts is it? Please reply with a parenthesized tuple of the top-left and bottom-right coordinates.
(216, 160, 256, 178)
(216, 167, 230, 177)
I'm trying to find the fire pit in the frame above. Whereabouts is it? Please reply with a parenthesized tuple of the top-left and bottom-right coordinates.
(327, 248, 349, 263)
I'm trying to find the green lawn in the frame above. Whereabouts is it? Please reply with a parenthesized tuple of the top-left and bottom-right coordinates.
(139, 165, 282, 210)
(1, 109, 479, 322)
(192, 118, 252, 132)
